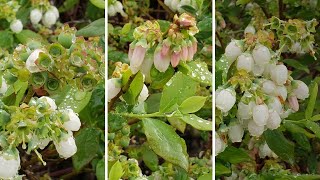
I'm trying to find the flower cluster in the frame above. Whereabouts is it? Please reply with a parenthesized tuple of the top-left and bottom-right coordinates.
(129, 13, 199, 81)
(108, 0, 127, 17)
(164, 0, 197, 13)
(0, 25, 104, 94)
(30, 1, 60, 28)
(215, 36, 310, 155)
(0, 96, 81, 178)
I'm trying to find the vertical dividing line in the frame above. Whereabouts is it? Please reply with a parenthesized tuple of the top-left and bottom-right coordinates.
(105, 0, 108, 178)
(212, 0, 216, 177)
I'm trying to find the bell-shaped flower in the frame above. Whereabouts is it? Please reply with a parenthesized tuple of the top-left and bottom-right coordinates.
(0, 149, 20, 179)
(292, 80, 309, 100)
(54, 132, 77, 159)
(288, 96, 299, 112)
(248, 120, 265, 137)
(266, 110, 281, 130)
(130, 42, 147, 74)
(154, 46, 171, 72)
(225, 40, 243, 64)
(10, 19, 23, 33)
(26, 49, 43, 73)
(108, 78, 121, 101)
(138, 84, 149, 103)
(252, 44, 271, 65)
(216, 88, 236, 113)
(30, 9, 42, 25)
(252, 104, 269, 126)
(171, 48, 182, 67)
(236, 53, 254, 72)
(39, 96, 57, 110)
(228, 123, 244, 143)
(270, 64, 288, 85)
(63, 109, 81, 131)
(0, 77, 8, 94)
(42, 10, 57, 28)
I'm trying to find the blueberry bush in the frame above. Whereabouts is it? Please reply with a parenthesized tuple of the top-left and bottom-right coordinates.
(108, 0, 212, 179)
(0, 0, 105, 179)
(216, 0, 320, 179)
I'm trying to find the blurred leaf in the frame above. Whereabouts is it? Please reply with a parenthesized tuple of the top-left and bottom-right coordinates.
(217, 146, 251, 164)
(291, 133, 311, 152)
(76, 18, 105, 37)
(283, 59, 310, 73)
(143, 118, 189, 170)
(198, 172, 212, 180)
(157, 20, 171, 33)
(90, 0, 105, 9)
(178, 114, 212, 131)
(108, 113, 126, 132)
(58, 0, 79, 12)
(96, 158, 105, 180)
(159, 72, 198, 113)
(311, 114, 320, 121)
(15, 30, 45, 44)
(215, 162, 231, 176)
(283, 121, 315, 138)
(180, 5, 197, 15)
(236, 0, 251, 6)
(305, 120, 320, 139)
(108, 161, 123, 180)
(264, 129, 295, 163)
(0, 30, 13, 48)
(306, 82, 318, 119)
(73, 127, 101, 171)
(167, 117, 187, 133)
(142, 147, 159, 171)
(122, 72, 144, 105)
(179, 96, 207, 114)
(145, 93, 161, 113)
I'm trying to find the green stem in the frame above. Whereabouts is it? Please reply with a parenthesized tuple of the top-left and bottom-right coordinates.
(117, 111, 180, 119)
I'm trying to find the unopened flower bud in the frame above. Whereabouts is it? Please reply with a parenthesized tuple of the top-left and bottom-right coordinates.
(10, 19, 23, 33)
(30, 9, 42, 25)
(130, 45, 147, 74)
(171, 50, 182, 67)
(236, 53, 254, 72)
(292, 80, 309, 100)
(288, 96, 299, 112)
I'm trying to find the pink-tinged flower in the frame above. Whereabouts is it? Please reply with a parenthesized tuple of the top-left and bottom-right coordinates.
(181, 45, 188, 61)
(161, 43, 170, 57)
(192, 41, 197, 54)
(171, 51, 181, 67)
(288, 96, 299, 112)
(187, 44, 194, 61)
(128, 47, 134, 61)
(154, 49, 171, 72)
(141, 54, 153, 83)
(130, 45, 147, 74)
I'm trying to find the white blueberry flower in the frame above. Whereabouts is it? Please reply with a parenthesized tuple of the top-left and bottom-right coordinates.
(225, 40, 243, 64)
(216, 88, 236, 113)
(237, 101, 254, 120)
(10, 19, 23, 33)
(63, 109, 81, 131)
(262, 80, 276, 95)
(54, 132, 77, 159)
(228, 123, 244, 143)
(215, 133, 226, 156)
(0, 77, 8, 94)
(263, 63, 276, 78)
(114, 1, 127, 17)
(0, 151, 20, 179)
(39, 96, 57, 110)
(280, 109, 293, 119)
(267, 96, 282, 114)
(49, 6, 59, 19)
(26, 49, 43, 73)
(108, 78, 121, 101)
(248, 120, 265, 137)
(30, 9, 43, 25)
(138, 84, 149, 103)
(252, 64, 265, 76)
(170, 0, 180, 11)
(38, 138, 51, 150)
(236, 53, 254, 72)
(252, 44, 271, 65)
(42, 10, 57, 28)
(288, 96, 299, 112)
(292, 80, 309, 100)
(276, 85, 287, 101)
(259, 142, 278, 158)
(244, 24, 256, 34)
(108, 5, 116, 16)
(270, 64, 288, 85)
(266, 110, 281, 130)
(252, 104, 269, 126)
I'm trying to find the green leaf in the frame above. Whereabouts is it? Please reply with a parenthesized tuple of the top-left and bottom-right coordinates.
(142, 147, 159, 171)
(305, 120, 320, 139)
(108, 113, 126, 132)
(178, 114, 212, 131)
(180, 5, 197, 15)
(0, 30, 13, 48)
(179, 96, 207, 114)
(58, 0, 80, 12)
(311, 114, 320, 121)
(72, 128, 101, 171)
(167, 117, 187, 133)
(15, 30, 45, 44)
(150, 66, 175, 89)
(264, 129, 295, 163)
(217, 146, 251, 164)
(14, 82, 28, 106)
(184, 61, 212, 85)
(145, 93, 161, 113)
(236, 0, 252, 6)
(108, 161, 124, 180)
(306, 82, 318, 119)
(76, 18, 105, 37)
(198, 172, 212, 180)
(159, 72, 198, 113)
(96, 159, 105, 180)
(57, 87, 92, 113)
(120, 23, 132, 35)
(122, 72, 144, 105)
(283, 59, 310, 73)
(215, 162, 231, 176)
(291, 133, 311, 152)
(157, 20, 171, 33)
(142, 118, 189, 170)
(283, 121, 315, 138)
(90, 0, 105, 9)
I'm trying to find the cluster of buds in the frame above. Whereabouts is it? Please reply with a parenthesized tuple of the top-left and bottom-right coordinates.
(0, 96, 81, 178)
(129, 13, 199, 82)
(108, 62, 149, 102)
(30, 1, 60, 28)
(1, 25, 104, 94)
(108, 0, 127, 17)
(215, 37, 310, 153)
(164, 0, 198, 13)
(0, 0, 23, 33)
